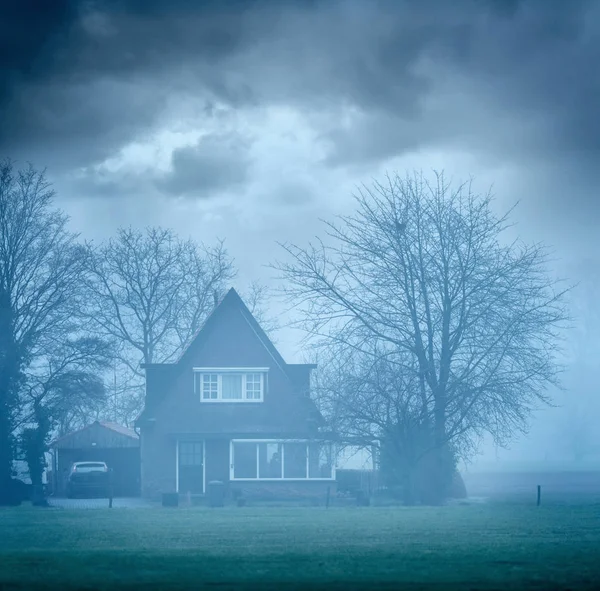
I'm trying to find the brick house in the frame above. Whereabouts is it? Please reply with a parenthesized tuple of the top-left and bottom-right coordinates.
(135, 288, 335, 501)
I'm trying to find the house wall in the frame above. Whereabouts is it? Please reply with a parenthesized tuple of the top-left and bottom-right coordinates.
(140, 429, 176, 499)
(145, 365, 176, 411)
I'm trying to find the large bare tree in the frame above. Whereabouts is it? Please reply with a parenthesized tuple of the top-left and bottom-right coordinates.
(276, 171, 570, 503)
(84, 227, 236, 423)
(0, 160, 87, 504)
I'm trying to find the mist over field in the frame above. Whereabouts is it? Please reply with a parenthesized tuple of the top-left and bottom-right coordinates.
(2, 1, 600, 589)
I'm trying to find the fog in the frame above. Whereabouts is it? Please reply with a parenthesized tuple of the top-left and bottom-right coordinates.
(2, 1, 600, 588)
(2, 0, 599, 476)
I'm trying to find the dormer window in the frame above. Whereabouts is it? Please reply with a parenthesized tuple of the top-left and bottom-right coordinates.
(193, 368, 267, 402)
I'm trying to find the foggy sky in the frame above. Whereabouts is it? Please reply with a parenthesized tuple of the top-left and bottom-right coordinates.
(2, 0, 599, 467)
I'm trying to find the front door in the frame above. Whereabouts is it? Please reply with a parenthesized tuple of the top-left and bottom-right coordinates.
(178, 441, 204, 494)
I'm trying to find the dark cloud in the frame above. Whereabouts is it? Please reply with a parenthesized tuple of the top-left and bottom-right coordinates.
(435, 0, 600, 155)
(156, 133, 252, 198)
(1, 0, 599, 216)
(0, 0, 278, 167)
(0, 1, 79, 90)
(2, 77, 173, 171)
(316, 0, 600, 166)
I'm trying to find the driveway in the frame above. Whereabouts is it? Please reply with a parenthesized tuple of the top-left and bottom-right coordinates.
(48, 497, 154, 509)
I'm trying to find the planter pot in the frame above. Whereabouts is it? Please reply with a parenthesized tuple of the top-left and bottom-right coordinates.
(162, 492, 179, 507)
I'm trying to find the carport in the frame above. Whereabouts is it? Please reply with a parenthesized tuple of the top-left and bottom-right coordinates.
(51, 421, 140, 497)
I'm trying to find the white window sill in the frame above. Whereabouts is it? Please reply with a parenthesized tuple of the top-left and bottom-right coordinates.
(200, 399, 263, 403)
(231, 478, 336, 482)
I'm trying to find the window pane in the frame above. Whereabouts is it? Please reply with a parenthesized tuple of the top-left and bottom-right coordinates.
(259, 443, 282, 478)
(202, 374, 218, 399)
(179, 441, 203, 466)
(309, 442, 333, 478)
(245, 373, 262, 400)
(222, 374, 243, 399)
(233, 442, 257, 478)
(203, 374, 217, 386)
(283, 442, 307, 478)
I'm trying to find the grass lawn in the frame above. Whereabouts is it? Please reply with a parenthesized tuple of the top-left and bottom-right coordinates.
(1, 503, 599, 590)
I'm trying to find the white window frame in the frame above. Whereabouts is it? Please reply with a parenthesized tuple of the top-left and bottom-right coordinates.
(229, 439, 336, 481)
(193, 368, 268, 403)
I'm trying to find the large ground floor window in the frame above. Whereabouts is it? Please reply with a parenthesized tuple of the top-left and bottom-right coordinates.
(230, 440, 334, 480)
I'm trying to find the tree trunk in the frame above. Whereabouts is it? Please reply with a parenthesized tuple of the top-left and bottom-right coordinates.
(429, 399, 449, 506)
(24, 414, 51, 506)
(0, 298, 20, 505)
(27, 448, 44, 489)
(29, 441, 48, 507)
(0, 404, 14, 505)
(0, 364, 19, 505)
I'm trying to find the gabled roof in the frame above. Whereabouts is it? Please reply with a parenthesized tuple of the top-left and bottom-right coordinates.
(181, 287, 289, 371)
(139, 291, 228, 371)
(142, 288, 290, 374)
(51, 420, 138, 447)
(175, 288, 230, 364)
(98, 421, 139, 439)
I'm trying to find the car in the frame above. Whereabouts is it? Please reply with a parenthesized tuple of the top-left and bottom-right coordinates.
(66, 461, 110, 498)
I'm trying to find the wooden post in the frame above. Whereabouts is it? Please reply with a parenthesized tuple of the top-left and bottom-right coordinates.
(536, 485, 541, 507)
(325, 486, 331, 509)
(108, 469, 114, 509)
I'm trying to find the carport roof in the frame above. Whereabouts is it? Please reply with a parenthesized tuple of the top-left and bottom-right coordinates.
(51, 420, 139, 448)
(98, 421, 138, 439)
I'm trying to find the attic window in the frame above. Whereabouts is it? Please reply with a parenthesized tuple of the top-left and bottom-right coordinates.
(193, 368, 268, 403)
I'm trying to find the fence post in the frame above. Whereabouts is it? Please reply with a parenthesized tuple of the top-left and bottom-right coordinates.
(325, 486, 331, 509)
(536, 484, 541, 507)
(108, 469, 114, 509)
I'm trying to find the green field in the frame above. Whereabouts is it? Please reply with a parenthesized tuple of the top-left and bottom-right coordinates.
(1, 503, 599, 590)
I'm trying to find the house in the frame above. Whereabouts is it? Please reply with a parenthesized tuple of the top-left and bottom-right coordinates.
(135, 288, 335, 501)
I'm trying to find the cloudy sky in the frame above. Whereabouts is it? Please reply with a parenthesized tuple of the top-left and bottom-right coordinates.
(3, 0, 599, 467)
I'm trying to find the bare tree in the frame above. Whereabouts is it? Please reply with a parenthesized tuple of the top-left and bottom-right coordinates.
(275, 171, 570, 503)
(241, 280, 280, 338)
(0, 160, 87, 504)
(314, 345, 471, 504)
(84, 227, 235, 423)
